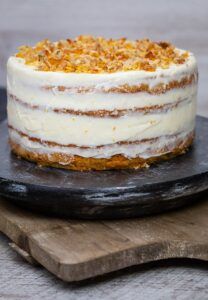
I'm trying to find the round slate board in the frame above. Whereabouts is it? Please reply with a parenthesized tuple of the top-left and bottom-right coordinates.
(0, 117, 208, 219)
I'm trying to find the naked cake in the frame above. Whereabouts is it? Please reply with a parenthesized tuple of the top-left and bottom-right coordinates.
(7, 36, 198, 170)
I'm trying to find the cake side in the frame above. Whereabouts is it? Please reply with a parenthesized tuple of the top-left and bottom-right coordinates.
(7, 37, 198, 170)
(9, 131, 194, 171)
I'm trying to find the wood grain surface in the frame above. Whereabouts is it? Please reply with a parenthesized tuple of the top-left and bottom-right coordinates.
(0, 197, 207, 284)
(0, 233, 207, 300)
(0, 0, 208, 298)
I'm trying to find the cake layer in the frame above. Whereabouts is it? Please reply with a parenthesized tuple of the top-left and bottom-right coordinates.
(7, 96, 196, 147)
(8, 84, 197, 112)
(43, 73, 196, 93)
(10, 131, 194, 170)
(8, 93, 196, 117)
(9, 127, 193, 159)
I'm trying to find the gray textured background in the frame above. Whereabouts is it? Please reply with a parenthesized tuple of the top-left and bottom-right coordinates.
(0, 0, 208, 115)
(0, 1, 208, 299)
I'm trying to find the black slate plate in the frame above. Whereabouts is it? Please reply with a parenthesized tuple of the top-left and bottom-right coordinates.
(0, 116, 208, 219)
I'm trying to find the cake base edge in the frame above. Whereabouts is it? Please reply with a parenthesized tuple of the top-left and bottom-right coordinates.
(9, 133, 194, 171)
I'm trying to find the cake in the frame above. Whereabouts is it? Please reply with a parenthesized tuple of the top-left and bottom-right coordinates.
(7, 36, 198, 171)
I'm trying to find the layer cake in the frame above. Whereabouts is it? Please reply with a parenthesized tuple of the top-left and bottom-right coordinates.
(7, 36, 198, 170)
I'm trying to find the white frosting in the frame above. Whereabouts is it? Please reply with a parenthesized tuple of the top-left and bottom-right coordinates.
(9, 128, 193, 159)
(8, 85, 197, 111)
(7, 51, 197, 158)
(8, 97, 196, 147)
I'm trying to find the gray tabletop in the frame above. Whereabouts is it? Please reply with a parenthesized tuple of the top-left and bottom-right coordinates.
(0, 0, 208, 299)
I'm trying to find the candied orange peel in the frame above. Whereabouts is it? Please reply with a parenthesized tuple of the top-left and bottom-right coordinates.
(16, 36, 189, 73)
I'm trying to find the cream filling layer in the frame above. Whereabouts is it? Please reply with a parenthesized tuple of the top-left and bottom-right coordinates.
(7, 97, 196, 147)
(9, 129, 192, 159)
(7, 84, 197, 111)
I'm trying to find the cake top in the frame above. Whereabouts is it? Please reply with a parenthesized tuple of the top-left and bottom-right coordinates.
(16, 35, 189, 74)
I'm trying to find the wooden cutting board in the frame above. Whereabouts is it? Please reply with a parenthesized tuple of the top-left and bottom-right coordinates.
(0, 197, 207, 282)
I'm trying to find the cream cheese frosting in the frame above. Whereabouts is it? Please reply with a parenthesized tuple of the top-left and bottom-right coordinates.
(8, 96, 196, 147)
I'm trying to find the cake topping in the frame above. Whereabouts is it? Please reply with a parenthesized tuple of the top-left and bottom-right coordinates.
(16, 35, 189, 73)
